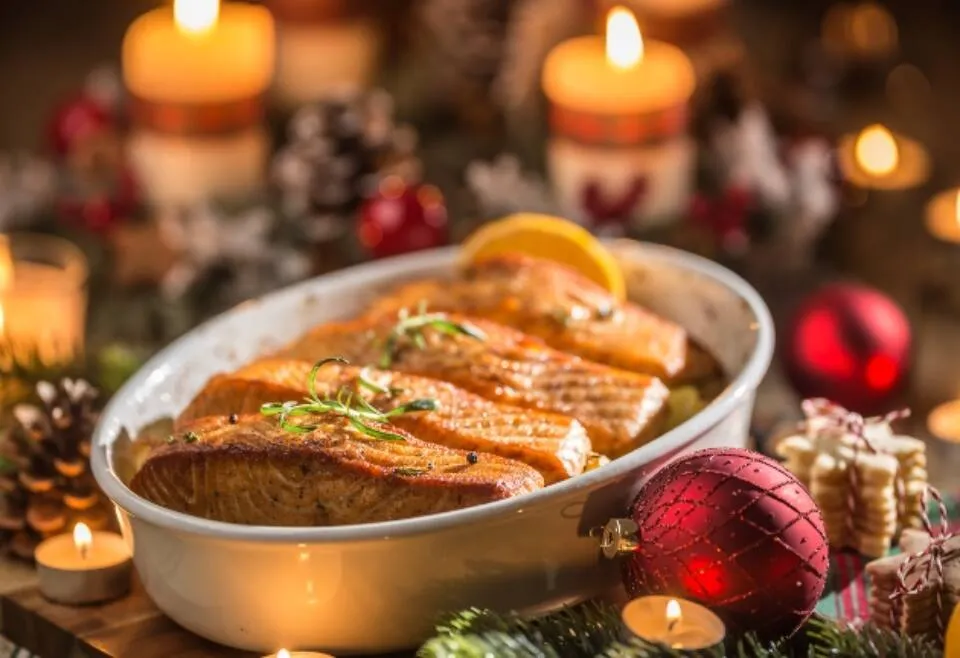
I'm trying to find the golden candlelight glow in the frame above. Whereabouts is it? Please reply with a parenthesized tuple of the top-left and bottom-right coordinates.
(276, 650, 291, 658)
(74, 522, 93, 560)
(174, 0, 220, 35)
(666, 599, 682, 625)
(606, 7, 643, 69)
(928, 399, 960, 442)
(0, 235, 12, 291)
(953, 192, 960, 229)
(854, 124, 899, 176)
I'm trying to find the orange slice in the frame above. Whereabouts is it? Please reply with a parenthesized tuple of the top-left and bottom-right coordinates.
(459, 213, 626, 300)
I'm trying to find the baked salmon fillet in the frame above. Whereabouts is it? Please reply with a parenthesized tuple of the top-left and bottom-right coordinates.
(176, 358, 591, 483)
(130, 414, 543, 526)
(276, 314, 670, 457)
(362, 255, 695, 382)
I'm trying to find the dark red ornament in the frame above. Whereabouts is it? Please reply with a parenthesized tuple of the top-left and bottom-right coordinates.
(47, 94, 116, 158)
(57, 167, 140, 235)
(783, 283, 910, 415)
(603, 448, 828, 639)
(358, 178, 448, 259)
(580, 177, 648, 234)
(690, 185, 753, 254)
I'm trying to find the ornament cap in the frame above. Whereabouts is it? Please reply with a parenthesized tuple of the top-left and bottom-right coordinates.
(599, 517, 639, 559)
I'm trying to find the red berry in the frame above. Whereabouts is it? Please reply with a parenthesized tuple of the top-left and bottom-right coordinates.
(47, 94, 115, 157)
(358, 178, 448, 259)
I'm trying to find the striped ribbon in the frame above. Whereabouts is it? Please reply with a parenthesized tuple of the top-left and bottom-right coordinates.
(548, 102, 688, 147)
(128, 95, 264, 137)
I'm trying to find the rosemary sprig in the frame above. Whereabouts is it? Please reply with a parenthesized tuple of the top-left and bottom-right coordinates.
(380, 304, 486, 368)
(260, 357, 439, 441)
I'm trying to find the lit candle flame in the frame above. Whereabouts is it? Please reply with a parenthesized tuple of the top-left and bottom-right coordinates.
(854, 124, 899, 176)
(74, 522, 92, 561)
(606, 7, 643, 69)
(276, 650, 291, 658)
(666, 598, 682, 632)
(174, 0, 220, 35)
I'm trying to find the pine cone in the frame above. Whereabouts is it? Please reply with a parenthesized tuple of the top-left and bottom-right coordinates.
(0, 378, 112, 560)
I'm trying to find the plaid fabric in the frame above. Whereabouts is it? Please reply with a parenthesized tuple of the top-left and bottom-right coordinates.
(817, 494, 960, 622)
(548, 102, 688, 147)
(128, 94, 264, 136)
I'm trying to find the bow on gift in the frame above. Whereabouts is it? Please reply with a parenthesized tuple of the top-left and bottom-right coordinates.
(689, 185, 753, 252)
(890, 487, 959, 638)
(580, 177, 647, 233)
(800, 398, 914, 551)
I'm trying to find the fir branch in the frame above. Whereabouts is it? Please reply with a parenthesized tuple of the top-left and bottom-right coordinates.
(261, 357, 438, 440)
(380, 304, 486, 368)
(806, 616, 940, 658)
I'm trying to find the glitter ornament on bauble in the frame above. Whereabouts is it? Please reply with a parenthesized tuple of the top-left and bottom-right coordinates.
(600, 447, 828, 639)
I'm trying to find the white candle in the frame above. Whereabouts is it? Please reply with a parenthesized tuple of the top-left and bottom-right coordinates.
(837, 124, 929, 191)
(266, 1, 380, 108)
(622, 595, 725, 650)
(542, 7, 696, 230)
(122, 0, 275, 207)
(35, 523, 133, 605)
(0, 233, 87, 373)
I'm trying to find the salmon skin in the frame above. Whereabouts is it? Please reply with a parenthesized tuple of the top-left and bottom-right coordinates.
(362, 254, 693, 382)
(130, 414, 543, 526)
(178, 358, 592, 484)
(276, 314, 669, 458)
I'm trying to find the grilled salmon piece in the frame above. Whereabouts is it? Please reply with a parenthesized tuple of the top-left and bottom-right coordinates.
(277, 315, 669, 457)
(362, 255, 692, 381)
(177, 359, 591, 483)
(130, 414, 543, 526)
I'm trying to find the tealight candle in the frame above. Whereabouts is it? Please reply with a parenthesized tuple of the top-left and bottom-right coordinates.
(622, 596, 725, 651)
(35, 523, 132, 605)
(264, 649, 335, 658)
(927, 399, 960, 442)
(542, 6, 696, 230)
(265, 0, 380, 108)
(122, 0, 275, 207)
(0, 233, 87, 374)
(837, 123, 929, 191)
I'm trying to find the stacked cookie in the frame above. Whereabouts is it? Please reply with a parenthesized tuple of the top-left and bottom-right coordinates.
(776, 413, 927, 558)
(866, 531, 960, 643)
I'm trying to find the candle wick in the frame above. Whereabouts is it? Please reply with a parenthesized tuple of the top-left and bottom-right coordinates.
(667, 618, 679, 633)
(80, 543, 88, 561)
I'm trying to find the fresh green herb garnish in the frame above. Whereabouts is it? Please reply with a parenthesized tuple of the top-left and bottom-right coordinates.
(183, 431, 199, 443)
(380, 304, 486, 368)
(261, 357, 439, 441)
(356, 368, 403, 398)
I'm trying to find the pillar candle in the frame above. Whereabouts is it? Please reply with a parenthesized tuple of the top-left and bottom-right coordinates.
(122, 0, 275, 207)
(542, 6, 696, 230)
(265, 0, 380, 109)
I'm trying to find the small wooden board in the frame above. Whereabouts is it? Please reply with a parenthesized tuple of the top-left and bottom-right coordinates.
(0, 576, 254, 658)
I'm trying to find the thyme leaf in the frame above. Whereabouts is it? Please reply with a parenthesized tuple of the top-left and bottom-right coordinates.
(261, 358, 438, 441)
(380, 305, 486, 368)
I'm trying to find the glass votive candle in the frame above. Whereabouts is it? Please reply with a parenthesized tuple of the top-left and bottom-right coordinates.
(0, 232, 88, 372)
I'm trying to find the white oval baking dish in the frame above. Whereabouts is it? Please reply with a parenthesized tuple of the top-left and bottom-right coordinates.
(92, 240, 774, 654)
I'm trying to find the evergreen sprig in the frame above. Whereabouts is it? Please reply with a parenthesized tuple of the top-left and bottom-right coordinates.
(417, 601, 942, 658)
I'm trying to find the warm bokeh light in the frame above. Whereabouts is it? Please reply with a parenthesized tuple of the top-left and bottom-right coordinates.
(174, 0, 220, 35)
(606, 7, 643, 69)
(275, 651, 291, 658)
(927, 399, 960, 442)
(0, 235, 11, 291)
(666, 598, 682, 625)
(953, 192, 960, 229)
(74, 522, 93, 559)
(848, 2, 898, 55)
(854, 124, 898, 176)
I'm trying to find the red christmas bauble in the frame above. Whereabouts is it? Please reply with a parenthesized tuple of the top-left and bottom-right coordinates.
(622, 448, 828, 639)
(783, 283, 910, 414)
(357, 178, 449, 259)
